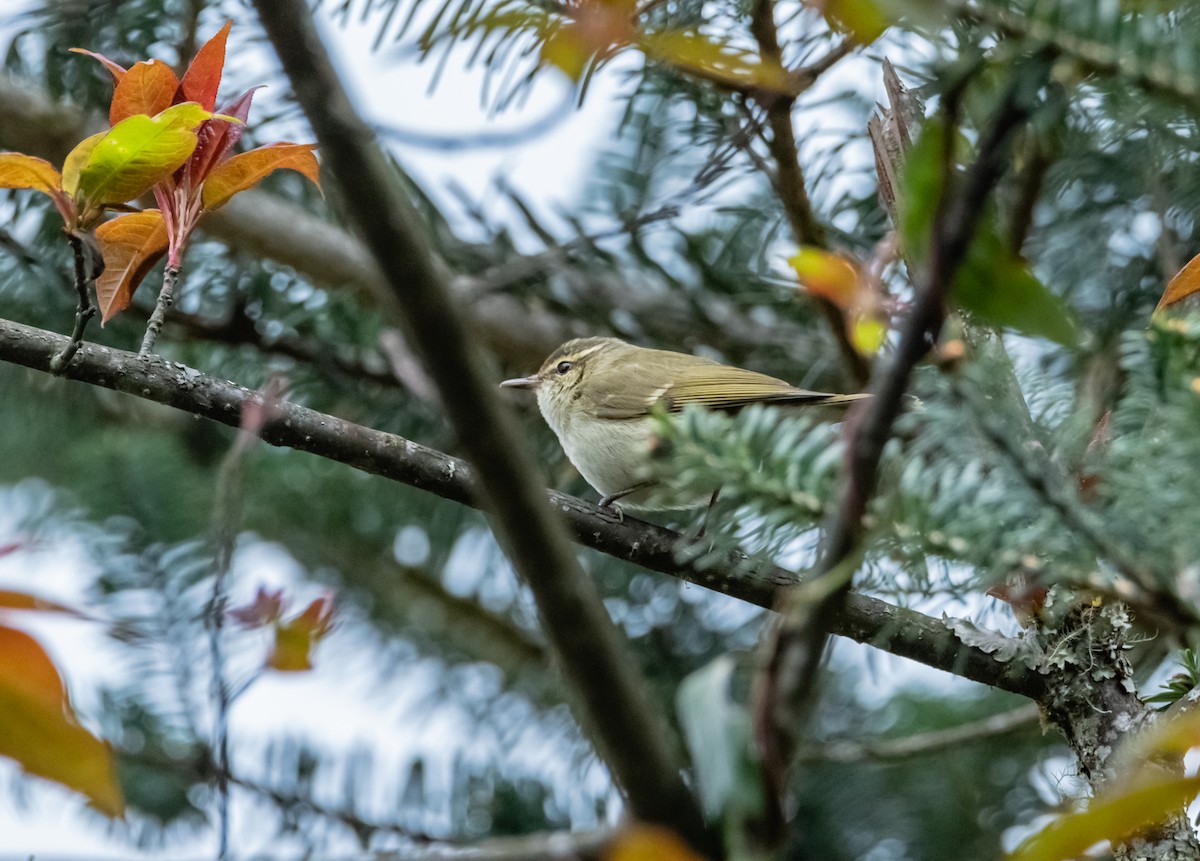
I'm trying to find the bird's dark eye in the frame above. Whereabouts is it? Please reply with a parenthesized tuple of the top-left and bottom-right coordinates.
(555, 361, 573, 375)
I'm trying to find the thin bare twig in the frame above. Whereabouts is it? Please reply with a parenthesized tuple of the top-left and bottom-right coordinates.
(140, 264, 180, 356)
(796, 703, 1042, 764)
(48, 231, 99, 374)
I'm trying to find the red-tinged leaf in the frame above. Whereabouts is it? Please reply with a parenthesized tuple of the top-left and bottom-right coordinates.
(0, 153, 63, 195)
(0, 590, 87, 617)
(183, 87, 261, 189)
(69, 48, 127, 82)
(72, 103, 211, 208)
(268, 596, 334, 672)
(229, 587, 285, 627)
(1157, 250, 1200, 311)
(540, 0, 635, 80)
(201, 143, 320, 211)
(0, 541, 23, 558)
(0, 625, 124, 816)
(94, 210, 168, 323)
(109, 60, 180, 125)
(178, 21, 232, 110)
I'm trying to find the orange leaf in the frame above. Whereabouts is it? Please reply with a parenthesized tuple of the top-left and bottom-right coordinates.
(788, 247, 862, 308)
(0, 153, 63, 195)
(0, 625, 123, 816)
(109, 60, 180, 125)
(606, 824, 707, 861)
(69, 48, 127, 82)
(1157, 250, 1200, 311)
(179, 21, 232, 110)
(200, 143, 320, 211)
(268, 596, 334, 672)
(94, 210, 168, 323)
(0, 590, 87, 617)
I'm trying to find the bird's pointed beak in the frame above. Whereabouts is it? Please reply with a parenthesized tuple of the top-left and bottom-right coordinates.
(500, 375, 540, 389)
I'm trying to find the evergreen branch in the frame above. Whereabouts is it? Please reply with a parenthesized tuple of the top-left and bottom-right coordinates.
(247, 1, 715, 852)
(954, 378, 1200, 631)
(951, 0, 1200, 111)
(0, 315, 1047, 701)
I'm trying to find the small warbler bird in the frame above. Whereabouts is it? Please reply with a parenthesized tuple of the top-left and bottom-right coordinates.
(500, 337, 867, 510)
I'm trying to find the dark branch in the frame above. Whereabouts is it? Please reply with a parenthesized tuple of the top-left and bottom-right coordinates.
(757, 58, 1050, 800)
(247, 1, 713, 851)
(0, 316, 1047, 703)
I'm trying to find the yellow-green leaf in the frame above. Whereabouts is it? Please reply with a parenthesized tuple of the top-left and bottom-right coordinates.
(0, 625, 123, 816)
(0, 153, 63, 196)
(61, 132, 107, 198)
(200, 143, 320, 211)
(72, 103, 211, 208)
(1008, 776, 1200, 861)
(639, 30, 798, 98)
(812, 0, 892, 44)
(94, 210, 169, 323)
(851, 315, 887, 355)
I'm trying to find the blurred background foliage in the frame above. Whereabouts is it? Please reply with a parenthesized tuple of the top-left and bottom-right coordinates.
(4, 0, 1200, 859)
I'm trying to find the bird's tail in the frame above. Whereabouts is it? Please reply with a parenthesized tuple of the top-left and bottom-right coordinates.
(812, 392, 871, 406)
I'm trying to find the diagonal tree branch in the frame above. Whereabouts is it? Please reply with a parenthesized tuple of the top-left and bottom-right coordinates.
(247, 1, 713, 852)
(756, 57, 1052, 809)
(0, 315, 1047, 702)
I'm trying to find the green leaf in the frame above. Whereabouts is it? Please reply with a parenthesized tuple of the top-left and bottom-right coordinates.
(956, 228, 1077, 346)
(899, 120, 1076, 346)
(72, 103, 211, 208)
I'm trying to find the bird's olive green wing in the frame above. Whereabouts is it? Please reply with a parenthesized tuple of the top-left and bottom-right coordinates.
(588, 359, 855, 419)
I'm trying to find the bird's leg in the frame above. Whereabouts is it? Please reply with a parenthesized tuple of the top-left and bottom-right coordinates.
(598, 481, 655, 511)
(697, 487, 721, 538)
